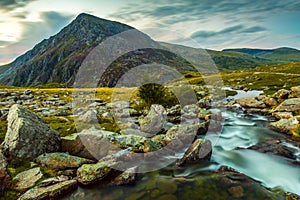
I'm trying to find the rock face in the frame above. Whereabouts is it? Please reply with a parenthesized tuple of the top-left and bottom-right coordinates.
(77, 160, 115, 185)
(2, 104, 61, 164)
(0, 149, 11, 196)
(14, 167, 43, 192)
(274, 98, 300, 114)
(18, 180, 77, 200)
(35, 153, 94, 170)
(139, 104, 167, 136)
(177, 139, 212, 166)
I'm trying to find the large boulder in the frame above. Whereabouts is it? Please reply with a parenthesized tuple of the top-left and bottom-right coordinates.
(18, 180, 77, 200)
(2, 105, 61, 164)
(274, 98, 300, 115)
(35, 153, 94, 170)
(13, 167, 43, 192)
(269, 116, 300, 136)
(0, 149, 11, 196)
(176, 139, 212, 166)
(139, 104, 167, 136)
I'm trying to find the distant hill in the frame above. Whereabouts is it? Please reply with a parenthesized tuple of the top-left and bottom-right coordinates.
(223, 47, 300, 63)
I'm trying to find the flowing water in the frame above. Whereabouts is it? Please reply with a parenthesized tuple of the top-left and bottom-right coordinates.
(65, 89, 300, 199)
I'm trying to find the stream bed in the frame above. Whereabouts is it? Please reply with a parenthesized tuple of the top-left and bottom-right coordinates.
(65, 109, 300, 200)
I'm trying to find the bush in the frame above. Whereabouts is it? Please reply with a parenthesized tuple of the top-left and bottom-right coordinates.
(137, 83, 178, 109)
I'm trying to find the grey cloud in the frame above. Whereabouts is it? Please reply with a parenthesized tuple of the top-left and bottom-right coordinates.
(0, 0, 37, 11)
(191, 25, 244, 38)
(241, 26, 267, 33)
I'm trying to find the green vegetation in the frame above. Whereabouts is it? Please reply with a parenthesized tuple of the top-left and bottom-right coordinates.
(137, 83, 179, 109)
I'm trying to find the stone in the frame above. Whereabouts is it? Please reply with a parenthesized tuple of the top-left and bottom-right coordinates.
(166, 124, 198, 140)
(2, 104, 61, 164)
(18, 180, 77, 200)
(37, 176, 69, 187)
(290, 86, 300, 98)
(237, 97, 266, 108)
(120, 128, 151, 138)
(0, 149, 11, 196)
(228, 186, 244, 198)
(139, 104, 167, 136)
(61, 128, 118, 160)
(272, 112, 293, 120)
(36, 153, 94, 170)
(77, 160, 115, 185)
(14, 167, 43, 192)
(77, 110, 98, 123)
(264, 97, 278, 107)
(269, 117, 299, 135)
(108, 167, 137, 186)
(274, 89, 290, 100)
(176, 139, 212, 166)
(274, 98, 300, 114)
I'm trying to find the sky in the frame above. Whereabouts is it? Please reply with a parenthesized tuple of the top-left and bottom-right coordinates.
(0, 0, 299, 65)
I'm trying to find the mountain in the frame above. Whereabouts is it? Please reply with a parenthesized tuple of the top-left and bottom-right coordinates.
(0, 13, 299, 87)
(0, 13, 201, 87)
(223, 47, 300, 63)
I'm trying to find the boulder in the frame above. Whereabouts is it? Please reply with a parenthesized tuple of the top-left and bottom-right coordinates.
(274, 89, 290, 100)
(139, 104, 167, 136)
(290, 86, 300, 98)
(274, 98, 300, 114)
(18, 180, 77, 200)
(35, 153, 94, 170)
(236, 97, 266, 109)
(272, 112, 293, 120)
(0, 149, 11, 196)
(77, 110, 98, 123)
(77, 160, 115, 185)
(2, 104, 61, 164)
(176, 139, 212, 166)
(61, 128, 117, 160)
(14, 167, 43, 192)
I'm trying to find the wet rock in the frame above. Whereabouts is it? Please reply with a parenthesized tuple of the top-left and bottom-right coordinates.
(0, 149, 11, 196)
(290, 86, 300, 98)
(237, 97, 266, 109)
(139, 104, 167, 136)
(77, 160, 115, 185)
(18, 180, 77, 200)
(248, 143, 295, 160)
(108, 167, 137, 186)
(176, 139, 212, 166)
(14, 167, 43, 192)
(36, 153, 94, 170)
(2, 104, 61, 164)
(274, 98, 300, 114)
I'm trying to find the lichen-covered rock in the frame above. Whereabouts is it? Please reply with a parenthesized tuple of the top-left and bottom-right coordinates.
(14, 167, 43, 192)
(272, 112, 293, 120)
(18, 180, 77, 200)
(176, 139, 212, 166)
(0, 149, 11, 196)
(139, 104, 167, 136)
(77, 160, 115, 185)
(2, 104, 61, 164)
(269, 116, 300, 137)
(274, 98, 300, 115)
(36, 153, 94, 170)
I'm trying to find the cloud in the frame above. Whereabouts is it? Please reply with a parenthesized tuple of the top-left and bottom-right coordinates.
(0, 0, 37, 12)
(241, 26, 267, 33)
(0, 11, 74, 65)
(191, 25, 244, 38)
